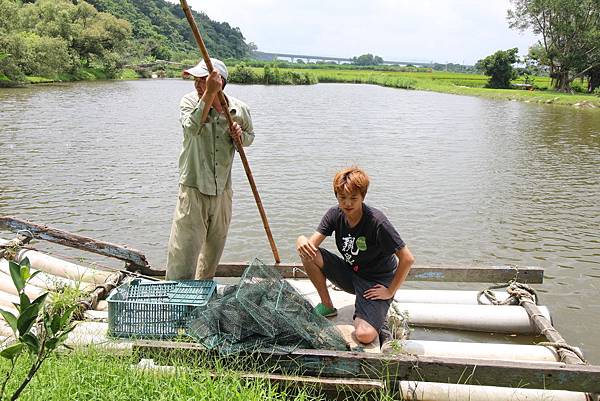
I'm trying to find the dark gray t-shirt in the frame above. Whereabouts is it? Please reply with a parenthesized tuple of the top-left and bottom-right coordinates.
(317, 204, 405, 279)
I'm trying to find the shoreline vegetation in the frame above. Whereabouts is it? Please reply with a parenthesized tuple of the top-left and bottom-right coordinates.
(3, 62, 598, 109)
(2, 0, 598, 110)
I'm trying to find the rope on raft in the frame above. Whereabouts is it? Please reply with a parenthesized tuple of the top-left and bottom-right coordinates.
(477, 279, 538, 306)
(478, 271, 587, 365)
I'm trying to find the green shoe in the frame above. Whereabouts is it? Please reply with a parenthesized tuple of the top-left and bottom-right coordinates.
(314, 303, 337, 318)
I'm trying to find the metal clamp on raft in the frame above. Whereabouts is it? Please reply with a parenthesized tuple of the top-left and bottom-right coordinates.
(0, 230, 34, 260)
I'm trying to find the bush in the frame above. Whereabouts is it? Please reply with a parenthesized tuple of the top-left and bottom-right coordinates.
(383, 77, 417, 89)
(0, 34, 26, 81)
(570, 80, 586, 93)
(0, 31, 72, 78)
(257, 65, 316, 85)
(229, 63, 259, 84)
(100, 50, 126, 79)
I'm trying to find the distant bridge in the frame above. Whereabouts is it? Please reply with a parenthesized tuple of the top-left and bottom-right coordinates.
(252, 51, 430, 66)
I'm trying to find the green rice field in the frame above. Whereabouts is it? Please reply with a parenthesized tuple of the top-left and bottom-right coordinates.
(240, 66, 600, 108)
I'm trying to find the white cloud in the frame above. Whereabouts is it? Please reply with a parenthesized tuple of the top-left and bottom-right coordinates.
(173, 0, 539, 64)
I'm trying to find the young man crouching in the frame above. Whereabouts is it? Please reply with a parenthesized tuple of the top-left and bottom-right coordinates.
(296, 166, 414, 344)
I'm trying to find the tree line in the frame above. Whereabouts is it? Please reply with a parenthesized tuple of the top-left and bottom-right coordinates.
(0, 0, 131, 82)
(0, 0, 251, 84)
(86, 0, 250, 61)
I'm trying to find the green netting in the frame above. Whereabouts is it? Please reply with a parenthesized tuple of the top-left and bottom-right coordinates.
(187, 258, 349, 354)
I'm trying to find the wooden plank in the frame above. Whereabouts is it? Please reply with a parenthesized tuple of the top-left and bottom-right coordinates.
(215, 263, 544, 283)
(240, 372, 385, 393)
(0, 216, 152, 272)
(1, 216, 544, 283)
(133, 340, 600, 393)
(136, 359, 385, 393)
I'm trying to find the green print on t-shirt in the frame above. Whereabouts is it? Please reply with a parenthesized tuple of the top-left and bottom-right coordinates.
(356, 236, 367, 251)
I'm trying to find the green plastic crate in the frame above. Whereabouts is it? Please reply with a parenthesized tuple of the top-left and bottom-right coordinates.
(107, 278, 216, 339)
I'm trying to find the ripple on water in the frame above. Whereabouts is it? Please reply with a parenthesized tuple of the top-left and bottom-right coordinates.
(1, 81, 599, 361)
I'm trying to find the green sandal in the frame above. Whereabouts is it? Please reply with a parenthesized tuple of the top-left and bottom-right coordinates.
(314, 303, 337, 318)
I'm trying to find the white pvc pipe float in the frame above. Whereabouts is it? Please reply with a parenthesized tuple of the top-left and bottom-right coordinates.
(394, 339, 573, 363)
(0, 289, 19, 305)
(399, 381, 587, 401)
(395, 289, 511, 305)
(394, 303, 551, 334)
(0, 238, 113, 285)
(83, 310, 108, 322)
(95, 300, 108, 311)
(0, 290, 19, 312)
(0, 270, 45, 299)
(0, 322, 14, 338)
(0, 259, 97, 293)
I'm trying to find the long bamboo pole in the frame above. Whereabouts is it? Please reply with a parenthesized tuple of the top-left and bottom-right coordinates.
(179, 0, 280, 264)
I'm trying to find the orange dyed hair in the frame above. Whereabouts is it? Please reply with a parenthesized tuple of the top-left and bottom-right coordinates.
(333, 166, 369, 197)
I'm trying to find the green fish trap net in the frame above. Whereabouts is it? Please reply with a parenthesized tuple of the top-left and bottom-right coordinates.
(187, 258, 349, 354)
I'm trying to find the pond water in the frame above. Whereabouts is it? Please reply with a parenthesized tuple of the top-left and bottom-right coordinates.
(1, 80, 599, 361)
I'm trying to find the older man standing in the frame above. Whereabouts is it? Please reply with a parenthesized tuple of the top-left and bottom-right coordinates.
(166, 58, 254, 280)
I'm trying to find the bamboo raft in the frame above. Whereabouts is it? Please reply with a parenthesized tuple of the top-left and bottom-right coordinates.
(1, 216, 599, 400)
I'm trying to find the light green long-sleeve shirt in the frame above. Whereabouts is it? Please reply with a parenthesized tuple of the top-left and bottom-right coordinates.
(178, 91, 254, 196)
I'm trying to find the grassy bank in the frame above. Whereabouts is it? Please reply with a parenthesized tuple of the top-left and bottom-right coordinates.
(241, 66, 600, 109)
(0, 347, 396, 401)
(8, 63, 599, 109)
(0, 68, 141, 86)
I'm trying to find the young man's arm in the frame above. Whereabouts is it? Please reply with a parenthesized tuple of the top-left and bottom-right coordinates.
(296, 232, 326, 260)
(364, 246, 415, 300)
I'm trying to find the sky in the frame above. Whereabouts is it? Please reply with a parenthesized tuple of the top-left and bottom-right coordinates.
(174, 0, 540, 65)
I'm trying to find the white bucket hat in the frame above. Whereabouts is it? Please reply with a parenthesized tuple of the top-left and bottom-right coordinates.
(184, 58, 228, 80)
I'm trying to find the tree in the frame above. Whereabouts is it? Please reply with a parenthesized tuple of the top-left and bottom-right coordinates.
(507, 0, 600, 92)
(0, 0, 21, 33)
(352, 53, 384, 66)
(72, 11, 131, 66)
(87, 0, 251, 59)
(247, 41, 258, 53)
(17, 0, 132, 68)
(476, 48, 519, 88)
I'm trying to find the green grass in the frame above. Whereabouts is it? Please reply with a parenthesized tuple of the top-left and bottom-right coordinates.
(0, 347, 401, 401)
(240, 66, 599, 108)
(0, 348, 327, 401)
(24, 76, 55, 84)
(21, 67, 124, 84)
(15, 62, 598, 109)
(118, 68, 140, 80)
